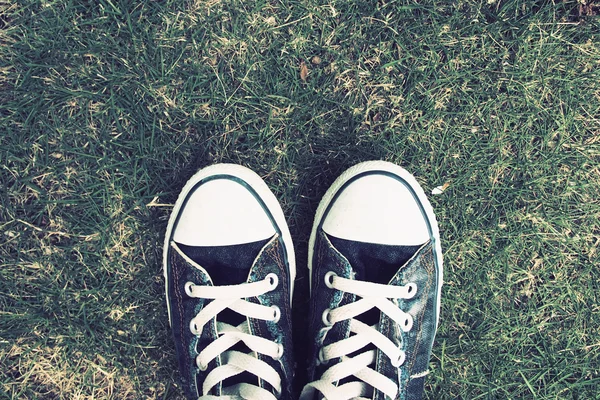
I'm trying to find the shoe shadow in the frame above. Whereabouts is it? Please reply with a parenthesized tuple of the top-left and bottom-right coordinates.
(289, 116, 392, 394)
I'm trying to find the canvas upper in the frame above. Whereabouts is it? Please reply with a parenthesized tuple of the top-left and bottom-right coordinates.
(163, 164, 296, 400)
(301, 161, 443, 400)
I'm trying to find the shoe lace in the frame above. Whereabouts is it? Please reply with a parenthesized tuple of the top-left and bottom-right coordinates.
(300, 271, 417, 400)
(185, 273, 284, 400)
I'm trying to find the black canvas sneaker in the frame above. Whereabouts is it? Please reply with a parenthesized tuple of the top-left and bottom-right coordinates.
(163, 164, 296, 400)
(301, 161, 443, 400)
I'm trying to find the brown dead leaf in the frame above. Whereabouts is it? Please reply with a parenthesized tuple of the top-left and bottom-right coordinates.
(431, 181, 451, 195)
(311, 56, 321, 65)
(300, 61, 308, 82)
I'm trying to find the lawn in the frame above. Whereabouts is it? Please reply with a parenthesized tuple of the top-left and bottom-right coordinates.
(1, 0, 600, 398)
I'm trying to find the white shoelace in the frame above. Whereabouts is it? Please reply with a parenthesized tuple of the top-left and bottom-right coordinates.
(185, 273, 284, 400)
(300, 271, 417, 400)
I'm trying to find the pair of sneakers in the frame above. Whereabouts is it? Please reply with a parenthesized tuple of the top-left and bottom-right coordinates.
(163, 161, 443, 400)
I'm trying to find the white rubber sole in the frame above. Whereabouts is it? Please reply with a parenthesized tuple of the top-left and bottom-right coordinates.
(307, 161, 443, 330)
(163, 164, 296, 325)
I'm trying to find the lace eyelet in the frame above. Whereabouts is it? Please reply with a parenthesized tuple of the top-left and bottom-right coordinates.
(271, 305, 281, 323)
(318, 326, 331, 345)
(196, 355, 208, 371)
(405, 282, 417, 298)
(274, 343, 284, 360)
(391, 350, 406, 367)
(184, 281, 195, 297)
(324, 271, 337, 289)
(266, 273, 279, 289)
(318, 347, 328, 364)
(189, 319, 201, 336)
(401, 314, 413, 332)
(321, 308, 333, 326)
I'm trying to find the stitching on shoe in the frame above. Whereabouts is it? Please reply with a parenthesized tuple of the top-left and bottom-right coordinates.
(410, 370, 429, 379)
(306, 232, 325, 376)
(171, 248, 190, 369)
(311, 232, 326, 327)
(269, 239, 293, 329)
(374, 310, 393, 400)
(407, 244, 434, 374)
(268, 239, 283, 272)
(247, 306, 268, 390)
(249, 239, 290, 395)
(244, 251, 271, 395)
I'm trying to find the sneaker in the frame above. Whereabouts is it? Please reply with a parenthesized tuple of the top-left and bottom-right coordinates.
(163, 164, 296, 400)
(300, 161, 443, 400)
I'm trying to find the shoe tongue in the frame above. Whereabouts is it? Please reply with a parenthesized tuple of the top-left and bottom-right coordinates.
(175, 238, 272, 394)
(327, 234, 423, 327)
(176, 238, 270, 286)
(327, 234, 422, 284)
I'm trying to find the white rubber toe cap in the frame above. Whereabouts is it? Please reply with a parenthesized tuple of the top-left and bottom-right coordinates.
(172, 178, 275, 246)
(321, 174, 429, 246)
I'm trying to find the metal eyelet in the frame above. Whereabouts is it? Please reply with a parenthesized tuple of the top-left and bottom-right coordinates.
(391, 350, 406, 367)
(266, 273, 279, 289)
(322, 308, 333, 326)
(324, 271, 337, 289)
(184, 281, 195, 297)
(401, 314, 413, 332)
(274, 343, 284, 360)
(189, 319, 201, 336)
(405, 282, 418, 299)
(318, 347, 328, 364)
(196, 355, 208, 371)
(318, 327, 331, 346)
(271, 305, 281, 323)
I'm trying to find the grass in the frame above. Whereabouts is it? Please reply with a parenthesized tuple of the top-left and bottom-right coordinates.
(1, 0, 599, 398)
